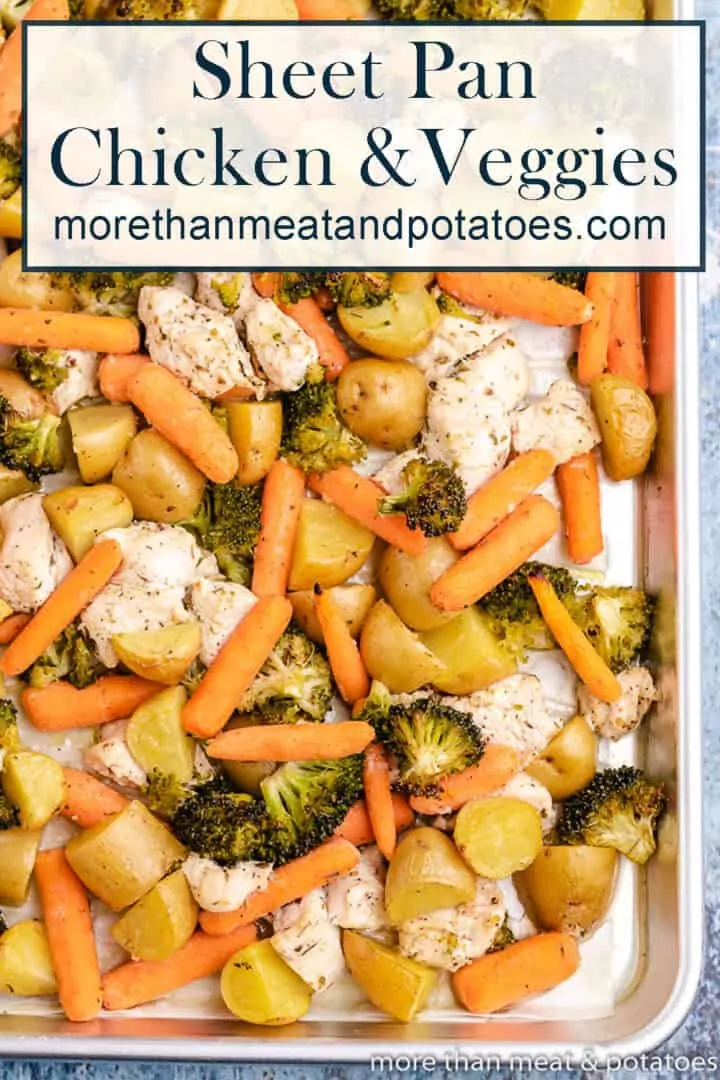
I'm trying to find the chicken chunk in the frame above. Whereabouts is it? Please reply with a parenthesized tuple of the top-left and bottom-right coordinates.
(497, 772, 556, 834)
(138, 285, 262, 399)
(190, 578, 257, 666)
(463, 334, 530, 412)
(182, 855, 274, 913)
(272, 888, 345, 993)
(326, 845, 388, 933)
(194, 272, 260, 324)
(512, 379, 601, 465)
(244, 298, 319, 393)
(398, 878, 506, 971)
(409, 312, 513, 382)
(447, 673, 561, 766)
(578, 666, 658, 741)
(47, 349, 99, 415)
(372, 449, 423, 497)
(0, 493, 72, 612)
(424, 374, 511, 496)
(83, 720, 146, 790)
(80, 583, 191, 668)
(103, 522, 217, 591)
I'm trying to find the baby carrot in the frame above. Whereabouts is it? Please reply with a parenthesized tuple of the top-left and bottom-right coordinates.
(61, 768, 129, 829)
(528, 571, 622, 702)
(409, 744, 522, 815)
(577, 272, 616, 386)
(98, 353, 149, 402)
(296, 0, 370, 16)
(21, 675, 159, 731)
(205, 720, 375, 762)
(35, 848, 101, 1023)
(452, 932, 580, 1014)
(128, 364, 239, 484)
(1, 539, 123, 676)
(0, 309, 139, 353)
(200, 838, 359, 937)
(309, 466, 427, 557)
(251, 459, 305, 597)
(607, 272, 648, 389)
(642, 271, 675, 395)
(280, 296, 350, 380)
(363, 743, 396, 860)
(314, 586, 370, 704)
(183, 595, 293, 739)
(556, 451, 603, 565)
(449, 449, 556, 551)
(430, 495, 560, 611)
(437, 272, 593, 327)
(0, 0, 69, 136)
(335, 794, 414, 846)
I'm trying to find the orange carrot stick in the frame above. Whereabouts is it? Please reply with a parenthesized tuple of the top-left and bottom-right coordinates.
(0, 309, 139, 353)
(437, 272, 593, 327)
(61, 768, 129, 829)
(430, 495, 560, 611)
(607, 272, 648, 389)
(280, 297, 350, 380)
(0, 0, 70, 136)
(314, 586, 370, 704)
(528, 572, 621, 702)
(200, 837, 359, 936)
(205, 720, 374, 762)
(1, 539, 123, 676)
(102, 924, 257, 1011)
(296, 0, 370, 17)
(450, 449, 556, 552)
(335, 794, 414, 845)
(0, 611, 29, 644)
(35, 848, 101, 1023)
(556, 451, 603, 565)
(251, 272, 279, 299)
(451, 932, 580, 1014)
(642, 271, 675, 395)
(309, 466, 427, 557)
(128, 364, 238, 484)
(363, 743, 396, 860)
(98, 353, 149, 403)
(183, 595, 293, 740)
(577, 272, 616, 386)
(251, 459, 305, 597)
(21, 675, 159, 732)
(409, 744, 522, 815)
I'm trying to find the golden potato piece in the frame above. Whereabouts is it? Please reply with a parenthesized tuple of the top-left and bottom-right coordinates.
(126, 685, 195, 782)
(377, 539, 458, 632)
(2, 751, 65, 829)
(113, 428, 206, 524)
(43, 483, 133, 562)
(514, 845, 618, 938)
(539, 0, 644, 15)
(526, 716, 597, 800)
(0, 464, 35, 504)
(454, 797, 543, 880)
(113, 622, 202, 686)
(288, 498, 375, 592)
(0, 921, 58, 996)
(336, 359, 427, 451)
(112, 869, 198, 961)
(391, 272, 435, 293)
(0, 828, 41, 906)
(289, 583, 376, 645)
(385, 827, 475, 925)
(0, 250, 75, 311)
(227, 400, 283, 486)
(338, 290, 440, 361)
(360, 600, 446, 694)
(68, 404, 138, 484)
(343, 929, 437, 1021)
(590, 375, 657, 482)
(421, 607, 517, 695)
(221, 939, 312, 1025)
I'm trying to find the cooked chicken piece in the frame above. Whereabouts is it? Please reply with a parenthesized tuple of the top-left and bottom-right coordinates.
(83, 720, 146, 790)
(409, 312, 513, 382)
(103, 522, 217, 591)
(496, 772, 556, 834)
(272, 888, 345, 993)
(244, 298, 318, 392)
(326, 845, 388, 932)
(398, 878, 506, 971)
(446, 674, 561, 766)
(194, 272, 260, 324)
(0, 493, 72, 612)
(46, 349, 99, 414)
(80, 583, 191, 668)
(578, 666, 658, 740)
(183, 854, 274, 913)
(512, 379, 600, 465)
(190, 578, 257, 666)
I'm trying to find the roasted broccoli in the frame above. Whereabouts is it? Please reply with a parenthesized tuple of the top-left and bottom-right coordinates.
(276, 272, 326, 306)
(324, 272, 391, 308)
(488, 915, 516, 953)
(261, 755, 364, 861)
(0, 138, 20, 202)
(436, 292, 482, 323)
(558, 766, 666, 865)
(181, 658, 207, 697)
(478, 561, 578, 658)
(15, 348, 69, 395)
(0, 698, 19, 752)
(103, 0, 197, 19)
(49, 271, 173, 318)
(170, 778, 272, 866)
(550, 271, 587, 291)
(0, 397, 63, 481)
(144, 769, 192, 820)
(24, 622, 105, 689)
(238, 626, 333, 723)
(282, 366, 365, 474)
(0, 794, 18, 830)
(573, 586, 655, 674)
(359, 682, 485, 795)
(377, 457, 467, 538)
(375, 0, 527, 18)
(179, 481, 263, 585)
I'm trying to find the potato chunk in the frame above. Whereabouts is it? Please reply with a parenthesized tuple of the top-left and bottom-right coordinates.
(43, 483, 133, 562)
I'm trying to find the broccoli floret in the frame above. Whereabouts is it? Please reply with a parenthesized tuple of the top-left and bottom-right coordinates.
(209, 274, 245, 312)
(0, 794, 17, 830)
(276, 272, 326, 306)
(378, 457, 467, 538)
(558, 766, 665, 865)
(360, 683, 485, 795)
(436, 292, 483, 323)
(15, 348, 68, 395)
(550, 271, 586, 291)
(478, 561, 578, 658)
(324, 272, 391, 308)
(261, 756, 364, 862)
(181, 658, 207, 696)
(0, 397, 63, 481)
(238, 625, 333, 723)
(375, 0, 527, 18)
(0, 138, 20, 202)
(104, 0, 197, 18)
(179, 481, 263, 585)
(171, 778, 272, 866)
(24, 622, 105, 689)
(49, 271, 173, 318)
(488, 915, 516, 953)
(144, 769, 192, 820)
(573, 586, 655, 674)
(282, 366, 365, 475)
(0, 698, 19, 752)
